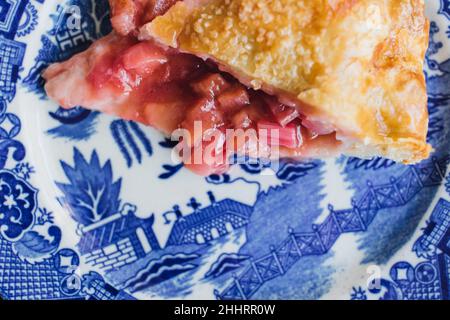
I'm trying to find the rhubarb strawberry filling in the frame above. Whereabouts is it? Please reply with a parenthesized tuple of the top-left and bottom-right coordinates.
(44, 32, 341, 175)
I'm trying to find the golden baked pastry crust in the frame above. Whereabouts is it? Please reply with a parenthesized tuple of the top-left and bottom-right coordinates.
(140, 0, 431, 163)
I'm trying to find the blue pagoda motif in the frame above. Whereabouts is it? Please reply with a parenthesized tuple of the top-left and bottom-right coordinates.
(0, 37, 25, 101)
(415, 198, 450, 257)
(78, 204, 161, 271)
(166, 192, 253, 246)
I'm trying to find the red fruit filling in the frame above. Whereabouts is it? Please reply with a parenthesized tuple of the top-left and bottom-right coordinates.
(45, 34, 338, 175)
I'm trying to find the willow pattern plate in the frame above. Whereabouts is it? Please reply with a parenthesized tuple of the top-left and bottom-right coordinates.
(0, 0, 449, 300)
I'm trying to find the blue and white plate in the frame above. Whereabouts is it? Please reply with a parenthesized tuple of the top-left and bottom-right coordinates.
(0, 0, 449, 300)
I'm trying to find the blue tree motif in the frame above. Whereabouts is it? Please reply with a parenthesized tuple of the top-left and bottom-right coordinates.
(12, 226, 62, 263)
(57, 148, 122, 226)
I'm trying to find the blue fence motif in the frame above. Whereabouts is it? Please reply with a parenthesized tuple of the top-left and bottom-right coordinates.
(216, 157, 448, 300)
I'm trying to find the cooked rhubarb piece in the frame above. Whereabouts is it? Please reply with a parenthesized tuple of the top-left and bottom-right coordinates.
(190, 73, 230, 97)
(231, 110, 252, 129)
(119, 41, 168, 72)
(109, 0, 180, 36)
(181, 97, 225, 144)
(217, 85, 250, 114)
(257, 121, 302, 149)
(264, 96, 299, 128)
(140, 0, 431, 164)
(142, 83, 193, 134)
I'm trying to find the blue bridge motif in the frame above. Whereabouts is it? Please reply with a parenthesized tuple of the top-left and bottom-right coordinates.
(217, 158, 448, 300)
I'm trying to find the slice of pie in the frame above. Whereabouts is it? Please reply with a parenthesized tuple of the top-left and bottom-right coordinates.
(43, 0, 430, 175)
(139, 0, 431, 164)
